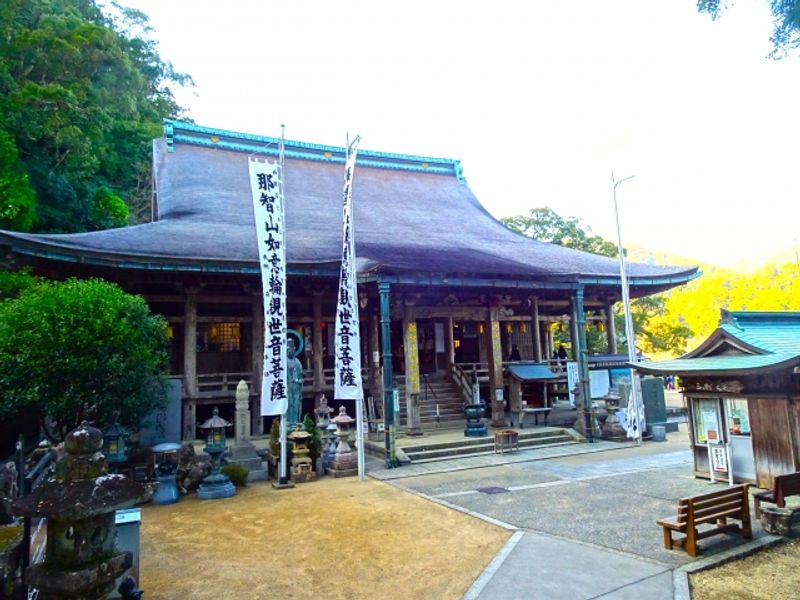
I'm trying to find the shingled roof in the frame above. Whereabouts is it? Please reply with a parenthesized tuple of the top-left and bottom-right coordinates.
(0, 121, 698, 289)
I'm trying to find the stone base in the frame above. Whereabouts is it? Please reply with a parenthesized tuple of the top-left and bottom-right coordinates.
(326, 466, 358, 478)
(760, 506, 797, 536)
(152, 473, 180, 505)
(197, 473, 237, 500)
(27, 550, 131, 597)
(291, 464, 317, 483)
(465, 424, 487, 437)
(272, 479, 296, 489)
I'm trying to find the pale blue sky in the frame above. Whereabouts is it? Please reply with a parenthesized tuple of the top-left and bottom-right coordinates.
(124, 0, 800, 269)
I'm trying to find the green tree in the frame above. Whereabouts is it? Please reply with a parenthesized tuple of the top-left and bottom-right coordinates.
(0, 277, 169, 441)
(0, 128, 36, 231)
(0, 0, 191, 233)
(698, 0, 800, 57)
(502, 207, 619, 257)
(503, 206, 693, 356)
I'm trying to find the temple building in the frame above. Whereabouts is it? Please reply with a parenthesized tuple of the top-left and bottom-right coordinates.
(0, 120, 698, 452)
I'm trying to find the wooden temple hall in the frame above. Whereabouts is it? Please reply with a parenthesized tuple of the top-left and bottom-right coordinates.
(0, 120, 698, 442)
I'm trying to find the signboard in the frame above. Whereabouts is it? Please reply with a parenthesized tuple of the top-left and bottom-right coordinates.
(589, 369, 610, 399)
(711, 444, 729, 473)
(566, 361, 579, 407)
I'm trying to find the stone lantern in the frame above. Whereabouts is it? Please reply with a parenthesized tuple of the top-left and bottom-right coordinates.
(288, 429, 316, 483)
(326, 406, 357, 478)
(12, 422, 148, 599)
(103, 415, 129, 473)
(196, 408, 236, 500)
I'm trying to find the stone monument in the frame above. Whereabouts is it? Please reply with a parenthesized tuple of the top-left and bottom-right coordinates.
(226, 380, 267, 482)
(12, 422, 148, 599)
(326, 406, 357, 478)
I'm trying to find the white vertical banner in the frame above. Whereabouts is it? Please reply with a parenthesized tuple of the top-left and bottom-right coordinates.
(334, 136, 363, 401)
(249, 157, 287, 416)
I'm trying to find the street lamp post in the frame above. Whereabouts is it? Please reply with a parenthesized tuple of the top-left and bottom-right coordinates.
(612, 173, 643, 445)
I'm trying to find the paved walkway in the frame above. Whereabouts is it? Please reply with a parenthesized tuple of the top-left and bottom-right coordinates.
(368, 427, 775, 600)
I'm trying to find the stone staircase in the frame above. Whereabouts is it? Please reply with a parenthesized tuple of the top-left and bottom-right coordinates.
(396, 373, 467, 429)
(399, 427, 578, 463)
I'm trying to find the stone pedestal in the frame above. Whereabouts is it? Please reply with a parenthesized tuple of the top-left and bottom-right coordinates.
(760, 506, 797, 536)
(228, 380, 267, 482)
(197, 473, 237, 500)
(327, 406, 357, 478)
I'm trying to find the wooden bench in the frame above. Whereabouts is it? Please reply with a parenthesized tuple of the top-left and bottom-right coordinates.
(519, 407, 551, 428)
(753, 471, 800, 518)
(657, 484, 752, 557)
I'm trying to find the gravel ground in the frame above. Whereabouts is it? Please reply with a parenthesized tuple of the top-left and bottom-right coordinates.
(690, 538, 800, 600)
(140, 477, 510, 599)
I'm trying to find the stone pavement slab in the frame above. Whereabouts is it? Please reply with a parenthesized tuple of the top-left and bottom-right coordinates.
(466, 531, 672, 600)
(369, 440, 630, 480)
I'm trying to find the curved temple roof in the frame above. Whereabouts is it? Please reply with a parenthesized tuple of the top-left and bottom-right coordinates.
(634, 311, 800, 376)
(0, 120, 697, 290)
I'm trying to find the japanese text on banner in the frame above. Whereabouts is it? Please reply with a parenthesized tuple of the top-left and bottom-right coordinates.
(249, 158, 287, 416)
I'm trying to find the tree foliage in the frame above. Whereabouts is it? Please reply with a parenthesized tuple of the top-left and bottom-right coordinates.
(663, 260, 800, 345)
(0, 0, 191, 233)
(698, 0, 800, 57)
(502, 207, 620, 258)
(0, 277, 169, 441)
(503, 206, 693, 356)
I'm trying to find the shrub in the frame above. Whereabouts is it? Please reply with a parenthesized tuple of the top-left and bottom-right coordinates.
(0, 277, 168, 440)
(221, 463, 249, 487)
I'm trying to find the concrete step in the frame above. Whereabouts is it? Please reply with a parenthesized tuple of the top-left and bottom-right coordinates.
(404, 434, 577, 462)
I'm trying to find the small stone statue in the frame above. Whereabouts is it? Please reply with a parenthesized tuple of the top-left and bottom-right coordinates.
(285, 338, 304, 427)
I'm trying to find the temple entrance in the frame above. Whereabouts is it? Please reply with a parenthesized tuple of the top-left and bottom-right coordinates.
(453, 320, 480, 364)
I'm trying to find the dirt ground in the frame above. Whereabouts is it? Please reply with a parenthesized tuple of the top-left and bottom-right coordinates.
(690, 538, 800, 600)
(140, 477, 510, 599)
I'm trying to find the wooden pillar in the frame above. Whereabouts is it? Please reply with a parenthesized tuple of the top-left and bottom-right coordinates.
(403, 305, 422, 435)
(531, 297, 542, 362)
(182, 287, 198, 441)
(544, 321, 553, 361)
(378, 281, 397, 467)
(251, 293, 264, 436)
(444, 316, 455, 375)
(606, 303, 618, 354)
(312, 296, 324, 392)
(485, 305, 506, 427)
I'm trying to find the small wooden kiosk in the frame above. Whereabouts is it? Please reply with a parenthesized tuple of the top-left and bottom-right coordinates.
(507, 362, 560, 427)
(634, 311, 800, 489)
